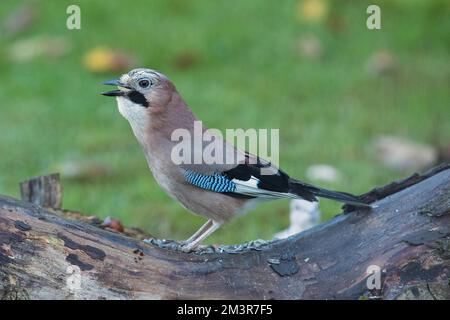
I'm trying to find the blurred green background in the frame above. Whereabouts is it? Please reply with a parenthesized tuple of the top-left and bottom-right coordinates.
(0, 0, 449, 244)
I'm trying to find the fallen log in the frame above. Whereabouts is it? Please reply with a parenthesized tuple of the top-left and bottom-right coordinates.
(0, 165, 449, 300)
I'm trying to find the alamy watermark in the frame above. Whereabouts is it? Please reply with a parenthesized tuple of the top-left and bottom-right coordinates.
(170, 121, 279, 175)
(367, 5, 381, 30)
(66, 5, 81, 30)
(366, 264, 382, 290)
(66, 5, 381, 31)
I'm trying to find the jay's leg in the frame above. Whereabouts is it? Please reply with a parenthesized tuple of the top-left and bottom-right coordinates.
(182, 219, 213, 244)
(181, 220, 221, 252)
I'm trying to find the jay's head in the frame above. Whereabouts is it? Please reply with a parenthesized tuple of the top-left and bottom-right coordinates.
(102, 68, 175, 128)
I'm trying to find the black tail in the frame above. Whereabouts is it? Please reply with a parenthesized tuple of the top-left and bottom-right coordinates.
(289, 179, 371, 208)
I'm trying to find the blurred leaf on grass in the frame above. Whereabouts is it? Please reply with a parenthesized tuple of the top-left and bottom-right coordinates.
(83, 47, 136, 73)
(8, 36, 71, 62)
(296, 0, 329, 24)
(365, 50, 397, 76)
(55, 160, 113, 182)
(306, 164, 343, 183)
(297, 34, 324, 60)
(172, 50, 201, 70)
(374, 136, 438, 172)
(1, 2, 39, 37)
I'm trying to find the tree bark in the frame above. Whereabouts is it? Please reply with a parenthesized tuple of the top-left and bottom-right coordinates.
(19, 173, 62, 209)
(1, 165, 450, 300)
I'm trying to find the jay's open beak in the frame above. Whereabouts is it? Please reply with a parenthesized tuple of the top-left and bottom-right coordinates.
(101, 79, 131, 97)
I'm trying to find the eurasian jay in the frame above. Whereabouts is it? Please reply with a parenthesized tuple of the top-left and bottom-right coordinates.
(102, 68, 370, 251)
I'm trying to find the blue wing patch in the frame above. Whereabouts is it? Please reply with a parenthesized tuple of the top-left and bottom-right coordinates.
(184, 170, 236, 193)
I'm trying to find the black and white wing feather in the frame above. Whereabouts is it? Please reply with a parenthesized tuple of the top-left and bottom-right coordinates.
(182, 153, 369, 207)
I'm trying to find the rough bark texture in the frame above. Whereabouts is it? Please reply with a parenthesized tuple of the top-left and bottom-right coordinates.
(19, 173, 62, 209)
(1, 165, 450, 300)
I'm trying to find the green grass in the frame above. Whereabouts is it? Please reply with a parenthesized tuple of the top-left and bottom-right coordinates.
(0, 0, 449, 244)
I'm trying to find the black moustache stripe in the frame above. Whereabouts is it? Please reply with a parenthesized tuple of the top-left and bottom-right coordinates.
(127, 91, 148, 108)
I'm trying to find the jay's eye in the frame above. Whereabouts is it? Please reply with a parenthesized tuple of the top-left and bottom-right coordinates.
(138, 79, 151, 88)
